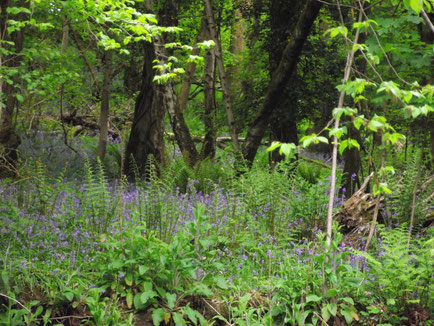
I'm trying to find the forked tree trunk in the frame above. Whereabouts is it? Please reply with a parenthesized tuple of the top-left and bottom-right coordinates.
(242, 0, 323, 164)
(125, 0, 199, 175)
(97, 50, 113, 160)
(203, 0, 240, 152)
(0, 0, 28, 178)
(153, 34, 199, 165)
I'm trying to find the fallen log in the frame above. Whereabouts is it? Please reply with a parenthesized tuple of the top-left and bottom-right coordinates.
(61, 112, 119, 138)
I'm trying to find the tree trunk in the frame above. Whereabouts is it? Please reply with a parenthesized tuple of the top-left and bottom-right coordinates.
(242, 0, 323, 164)
(177, 19, 205, 114)
(341, 126, 362, 196)
(154, 0, 198, 165)
(203, 0, 240, 152)
(0, 0, 28, 178)
(124, 42, 166, 177)
(154, 35, 199, 165)
(431, 118, 434, 168)
(268, 0, 304, 163)
(201, 20, 217, 159)
(124, 53, 141, 96)
(227, 8, 246, 101)
(125, 0, 199, 175)
(97, 50, 113, 160)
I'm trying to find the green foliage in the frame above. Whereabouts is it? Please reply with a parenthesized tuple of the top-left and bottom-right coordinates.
(354, 225, 433, 323)
(297, 162, 323, 184)
(163, 156, 233, 193)
(271, 230, 365, 325)
(97, 217, 213, 325)
(386, 148, 433, 225)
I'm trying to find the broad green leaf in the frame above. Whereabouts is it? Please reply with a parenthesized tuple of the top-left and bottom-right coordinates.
(342, 297, 355, 305)
(134, 293, 147, 310)
(321, 305, 331, 322)
(279, 143, 297, 158)
(339, 140, 348, 156)
(328, 303, 338, 316)
(172, 312, 185, 326)
(317, 136, 329, 144)
(368, 120, 384, 132)
(34, 305, 43, 316)
(353, 116, 365, 130)
(166, 293, 177, 310)
(63, 291, 74, 302)
(325, 288, 338, 298)
(184, 306, 197, 325)
(410, 0, 423, 13)
(125, 273, 133, 286)
(141, 289, 158, 305)
(152, 308, 165, 326)
(139, 265, 148, 275)
(350, 139, 360, 150)
(387, 298, 396, 305)
(340, 308, 353, 324)
(15, 94, 24, 102)
(306, 294, 322, 303)
(126, 292, 133, 309)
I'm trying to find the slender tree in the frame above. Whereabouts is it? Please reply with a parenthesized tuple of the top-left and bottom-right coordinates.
(0, 0, 29, 178)
(203, 0, 240, 152)
(242, 0, 323, 164)
(201, 13, 217, 159)
(97, 50, 113, 160)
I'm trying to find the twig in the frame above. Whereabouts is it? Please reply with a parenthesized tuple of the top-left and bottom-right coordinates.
(364, 195, 381, 251)
(40, 315, 93, 320)
(359, 2, 412, 86)
(0, 293, 30, 313)
(424, 192, 434, 204)
(313, 311, 330, 325)
(421, 9, 434, 34)
(408, 148, 423, 248)
(201, 298, 232, 325)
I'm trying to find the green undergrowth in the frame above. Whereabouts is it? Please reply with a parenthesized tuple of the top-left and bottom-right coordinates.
(0, 158, 433, 325)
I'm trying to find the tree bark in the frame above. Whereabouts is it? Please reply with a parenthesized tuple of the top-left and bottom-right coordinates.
(177, 19, 205, 114)
(97, 50, 113, 160)
(268, 0, 304, 163)
(242, 0, 323, 164)
(227, 8, 246, 101)
(154, 0, 198, 165)
(154, 35, 199, 165)
(124, 42, 166, 177)
(203, 0, 240, 152)
(201, 19, 217, 159)
(125, 0, 199, 175)
(0, 0, 28, 178)
(340, 125, 362, 196)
